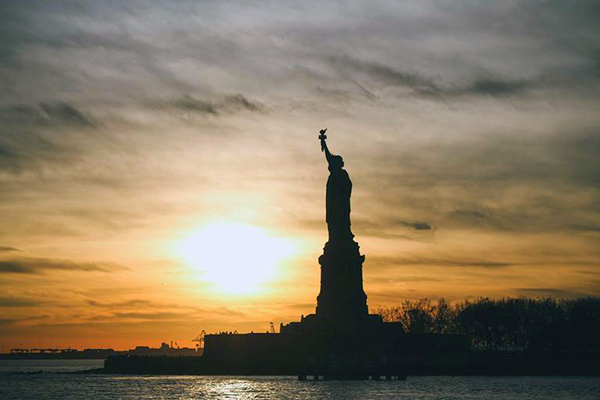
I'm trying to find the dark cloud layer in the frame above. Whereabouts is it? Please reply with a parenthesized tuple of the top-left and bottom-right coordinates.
(328, 56, 532, 98)
(164, 94, 266, 115)
(113, 311, 192, 321)
(400, 221, 433, 231)
(0, 246, 22, 252)
(0, 258, 121, 274)
(0, 102, 95, 127)
(359, 129, 600, 237)
(368, 256, 513, 269)
(0, 296, 39, 307)
(0, 101, 94, 173)
(86, 299, 157, 308)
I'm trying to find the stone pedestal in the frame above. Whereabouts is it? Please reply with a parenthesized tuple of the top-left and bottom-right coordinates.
(316, 239, 368, 317)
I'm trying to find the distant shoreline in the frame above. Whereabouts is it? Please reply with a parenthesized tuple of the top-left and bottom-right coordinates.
(0, 354, 109, 360)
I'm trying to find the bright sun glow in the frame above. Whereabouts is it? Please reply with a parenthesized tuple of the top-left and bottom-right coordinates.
(177, 222, 297, 295)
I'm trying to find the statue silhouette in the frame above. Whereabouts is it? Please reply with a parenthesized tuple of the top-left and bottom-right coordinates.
(316, 128, 368, 318)
(320, 129, 354, 243)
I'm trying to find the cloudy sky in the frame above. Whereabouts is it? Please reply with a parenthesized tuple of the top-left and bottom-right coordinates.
(1, 0, 599, 350)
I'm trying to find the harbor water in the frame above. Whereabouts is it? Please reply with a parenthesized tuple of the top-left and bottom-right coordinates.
(1, 360, 599, 399)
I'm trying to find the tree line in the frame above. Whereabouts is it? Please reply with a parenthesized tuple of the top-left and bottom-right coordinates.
(374, 297, 600, 353)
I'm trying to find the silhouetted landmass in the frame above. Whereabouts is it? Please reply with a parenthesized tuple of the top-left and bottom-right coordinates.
(99, 296, 600, 377)
(375, 297, 600, 353)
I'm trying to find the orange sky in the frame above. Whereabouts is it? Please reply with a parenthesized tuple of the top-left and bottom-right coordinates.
(1, 1, 599, 351)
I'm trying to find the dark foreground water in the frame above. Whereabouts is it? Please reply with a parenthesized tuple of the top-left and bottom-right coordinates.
(1, 360, 600, 400)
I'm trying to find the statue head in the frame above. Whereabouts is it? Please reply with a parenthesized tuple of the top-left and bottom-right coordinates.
(329, 155, 344, 171)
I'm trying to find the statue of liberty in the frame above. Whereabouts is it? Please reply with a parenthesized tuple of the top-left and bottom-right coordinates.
(319, 129, 354, 243)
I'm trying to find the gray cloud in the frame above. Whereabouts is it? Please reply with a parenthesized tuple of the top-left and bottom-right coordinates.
(569, 225, 600, 232)
(85, 298, 195, 312)
(328, 56, 437, 92)
(437, 78, 535, 97)
(0, 102, 95, 127)
(367, 276, 442, 284)
(162, 94, 266, 116)
(359, 129, 600, 236)
(171, 95, 217, 114)
(400, 221, 433, 231)
(0, 258, 121, 274)
(0, 246, 21, 252)
(0, 296, 39, 307)
(443, 210, 506, 230)
(86, 299, 155, 308)
(394, 130, 599, 188)
(113, 311, 192, 320)
(0, 130, 63, 174)
(331, 216, 437, 240)
(368, 256, 513, 269)
(328, 56, 532, 98)
(0, 101, 95, 173)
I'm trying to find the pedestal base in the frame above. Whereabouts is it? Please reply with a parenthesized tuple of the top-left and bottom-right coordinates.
(316, 239, 368, 317)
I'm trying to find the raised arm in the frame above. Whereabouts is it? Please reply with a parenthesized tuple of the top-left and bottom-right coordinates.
(319, 128, 333, 164)
(322, 137, 333, 164)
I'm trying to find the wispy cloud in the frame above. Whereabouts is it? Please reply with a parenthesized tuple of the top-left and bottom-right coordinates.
(0, 101, 96, 173)
(113, 311, 193, 321)
(0, 258, 122, 274)
(0, 246, 22, 252)
(0, 102, 95, 128)
(159, 94, 266, 116)
(368, 256, 513, 269)
(0, 296, 39, 307)
(327, 56, 532, 98)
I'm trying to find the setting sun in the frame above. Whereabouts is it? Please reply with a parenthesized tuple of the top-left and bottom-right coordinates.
(177, 222, 297, 295)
